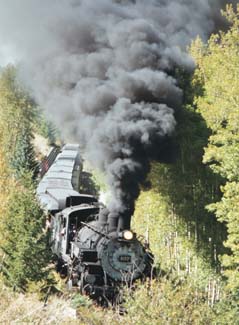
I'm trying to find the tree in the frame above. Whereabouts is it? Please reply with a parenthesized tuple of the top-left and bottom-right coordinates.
(34, 109, 58, 145)
(1, 174, 51, 291)
(140, 66, 226, 267)
(191, 5, 239, 293)
(0, 65, 38, 178)
(0, 142, 15, 245)
(0, 66, 51, 291)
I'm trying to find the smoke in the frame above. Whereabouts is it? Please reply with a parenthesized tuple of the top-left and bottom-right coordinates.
(0, 0, 235, 226)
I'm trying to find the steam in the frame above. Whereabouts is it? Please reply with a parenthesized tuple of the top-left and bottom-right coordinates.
(0, 0, 235, 226)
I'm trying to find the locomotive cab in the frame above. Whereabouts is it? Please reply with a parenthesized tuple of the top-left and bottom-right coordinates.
(50, 199, 99, 261)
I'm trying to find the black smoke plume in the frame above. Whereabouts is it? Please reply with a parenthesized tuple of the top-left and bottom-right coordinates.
(0, 0, 236, 228)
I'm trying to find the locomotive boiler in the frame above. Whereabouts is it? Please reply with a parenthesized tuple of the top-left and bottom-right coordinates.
(37, 144, 153, 302)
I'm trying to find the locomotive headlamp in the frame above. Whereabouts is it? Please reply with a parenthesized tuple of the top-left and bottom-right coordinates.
(123, 230, 134, 240)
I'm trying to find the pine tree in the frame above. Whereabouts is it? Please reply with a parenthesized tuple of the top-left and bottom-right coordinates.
(34, 109, 58, 145)
(0, 66, 51, 291)
(1, 174, 51, 291)
(0, 65, 38, 178)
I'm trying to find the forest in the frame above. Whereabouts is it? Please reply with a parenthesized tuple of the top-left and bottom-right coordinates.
(0, 5, 239, 324)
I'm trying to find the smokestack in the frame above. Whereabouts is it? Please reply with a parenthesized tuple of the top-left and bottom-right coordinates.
(108, 212, 119, 233)
(0, 0, 236, 223)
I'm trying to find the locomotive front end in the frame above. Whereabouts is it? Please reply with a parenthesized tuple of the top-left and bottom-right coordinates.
(75, 220, 153, 298)
(99, 233, 149, 282)
(69, 210, 153, 303)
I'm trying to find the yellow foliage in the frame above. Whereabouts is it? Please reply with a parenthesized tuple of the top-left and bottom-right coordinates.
(190, 5, 239, 293)
(0, 139, 15, 243)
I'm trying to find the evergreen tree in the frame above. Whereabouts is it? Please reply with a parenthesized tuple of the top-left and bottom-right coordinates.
(0, 65, 38, 178)
(1, 174, 51, 291)
(0, 66, 51, 290)
(34, 110, 58, 145)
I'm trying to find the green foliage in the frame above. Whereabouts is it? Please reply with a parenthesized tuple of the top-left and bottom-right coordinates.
(0, 65, 55, 294)
(191, 4, 239, 293)
(0, 65, 38, 178)
(11, 129, 38, 178)
(1, 173, 51, 291)
(123, 280, 214, 325)
(71, 293, 93, 308)
(130, 153, 228, 323)
(34, 108, 58, 145)
(133, 188, 220, 281)
(79, 171, 101, 197)
(0, 145, 15, 239)
(140, 106, 226, 268)
(79, 162, 108, 198)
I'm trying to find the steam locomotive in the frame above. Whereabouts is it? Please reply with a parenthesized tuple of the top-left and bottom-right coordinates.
(37, 144, 153, 303)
